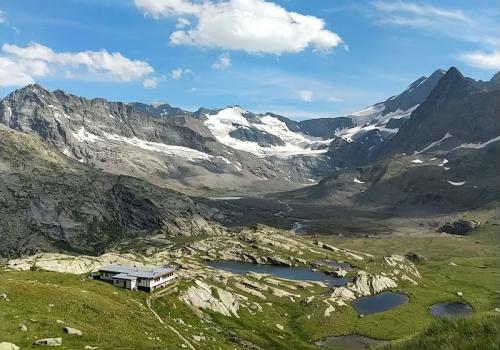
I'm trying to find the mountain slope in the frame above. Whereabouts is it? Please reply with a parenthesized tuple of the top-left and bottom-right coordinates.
(0, 85, 306, 194)
(290, 68, 500, 213)
(346, 69, 446, 127)
(0, 85, 348, 193)
(0, 125, 224, 258)
(376, 67, 500, 156)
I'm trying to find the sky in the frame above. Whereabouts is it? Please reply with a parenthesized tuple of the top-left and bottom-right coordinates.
(0, 0, 499, 120)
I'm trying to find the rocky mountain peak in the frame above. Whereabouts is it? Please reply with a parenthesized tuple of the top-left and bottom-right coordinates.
(428, 67, 472, 99)
(7, 83, 51, 100)
(444, 66, 464, 80)
(490, 71, 500, 83)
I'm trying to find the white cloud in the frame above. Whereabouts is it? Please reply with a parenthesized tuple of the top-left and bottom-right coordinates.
(0, 43, 155, 87)
(134, 0, 199, 16)
(297, 89, 314, 102)
(143, 77, 159, 89)
(372, 1, 500, 71)
(175, 17, 191, 29)
(0, 9, 5, 24)
(0, 57, 35, 86)
(328, 96, 344, 102)
(170, 67, 191, 80)
(135, 0, 343, 54)
(211, 52, 231, 70)
(458, 50, 500, 70)
(373, 1, 469, 22)
(372, 1, 500, 46)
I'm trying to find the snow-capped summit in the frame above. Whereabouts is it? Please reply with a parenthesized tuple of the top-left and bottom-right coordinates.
(346, 69, 447, 127)
(202, 106, 331, 158)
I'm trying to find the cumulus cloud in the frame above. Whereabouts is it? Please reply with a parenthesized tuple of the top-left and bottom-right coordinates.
(170, 67, 191, 80)
(458, 50, 500, 70)
(0, 57, 36, 86)
(0, 43, 155, 87)
(211, 52, 230, 70)
(135, 0, 343, 54)
(297, 89, 314, 102)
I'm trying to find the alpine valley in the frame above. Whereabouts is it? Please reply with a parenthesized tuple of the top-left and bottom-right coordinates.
(1, 67, 499, 350)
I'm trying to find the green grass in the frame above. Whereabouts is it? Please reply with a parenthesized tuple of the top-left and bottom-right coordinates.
(0, 271, 186, 349)
(305, 220, 500, 345)
(0, 219, 498, 349)
(381, 314, 500, 350)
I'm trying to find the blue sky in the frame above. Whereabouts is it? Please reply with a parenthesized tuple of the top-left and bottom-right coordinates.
(0, 0, 499, 119)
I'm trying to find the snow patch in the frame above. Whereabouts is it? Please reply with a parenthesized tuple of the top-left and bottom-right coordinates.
(353, 178, 365, 184)
(62, 148, 72, 157)
(447, 181, 466, 186)
(4, 105, 12, 117)
(204, 107, 330, 158)
(382, 104, 419, 121)
(217, 156, 231, 164)
(411, 159, 424, 164)
(103, 133, 212, 160)
(417, 132, 452, 154)
(73, 127, 101, 143)
(452, 136, 500, 150)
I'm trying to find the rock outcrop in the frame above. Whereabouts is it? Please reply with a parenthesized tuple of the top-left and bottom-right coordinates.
(180, 280, 240, 318)
(33, 337, 62, 346)
(439, 220, 480, 235)
(63, 326, 83, 336)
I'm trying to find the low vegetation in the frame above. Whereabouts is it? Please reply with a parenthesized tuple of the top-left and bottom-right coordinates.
(382, 314, 500, 350)
(0, 217, 498, 349)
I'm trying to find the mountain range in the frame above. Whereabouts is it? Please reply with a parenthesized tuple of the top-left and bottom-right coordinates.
(0, 67, 498, 257)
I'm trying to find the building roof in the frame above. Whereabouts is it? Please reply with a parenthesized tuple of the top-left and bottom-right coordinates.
(112, 273, 137, 281)
(100, 265, 175, 279)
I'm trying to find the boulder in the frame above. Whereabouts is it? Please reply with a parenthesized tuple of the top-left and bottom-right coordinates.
(63, 326, 83, 335)
(18, 323, 27, 332)
(351, 271, 371, 296)
(300, 296, 315, 305)
(405, 252, 425, 263)
(267, 257, 292, 267)
(350, 271, 397, 296)
(324, 303, 335, 316)
(370, 275, 397, 294)
(33, 337, 62, 346)
(332, 269, 348, 277)
(0, 343, 20, 350)
(439, 220, 480, 235)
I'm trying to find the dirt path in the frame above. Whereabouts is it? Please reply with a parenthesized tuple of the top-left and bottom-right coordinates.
(146, 284, 197, 350)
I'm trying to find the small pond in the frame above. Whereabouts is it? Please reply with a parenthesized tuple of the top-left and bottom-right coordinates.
(352, 291, 409, 315)
(206, 261, 349, 287)
(316, 334, 386, 349)
(429, 302, 473, 318)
